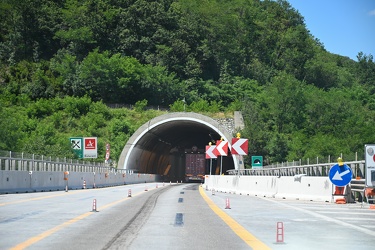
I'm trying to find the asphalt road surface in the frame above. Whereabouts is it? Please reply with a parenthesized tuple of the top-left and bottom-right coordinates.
(1, 183, 375, 250)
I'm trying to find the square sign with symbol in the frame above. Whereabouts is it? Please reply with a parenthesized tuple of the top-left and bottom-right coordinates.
(252, 156, 263, 168)
(70, 137, 97, 159)
(84, 137, 97, 158)
(70, 137, 83, 158)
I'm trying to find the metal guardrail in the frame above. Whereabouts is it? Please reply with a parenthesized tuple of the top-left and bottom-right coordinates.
(228, 160, 366, 178)
(0, 151, 137, 175)
(263, 152, 363, 168)
(0, 150, 106, 165)
(351, 179, 366, 193)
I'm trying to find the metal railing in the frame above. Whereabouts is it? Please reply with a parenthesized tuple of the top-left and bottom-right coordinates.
(0, 150, 136, 175)
(228, 160, 366, 178)
(264, 152, 363, 168)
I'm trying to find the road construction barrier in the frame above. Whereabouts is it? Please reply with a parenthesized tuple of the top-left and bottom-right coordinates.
(335, 198, 346, 204)
(276, 222, 284, 243)
(0, 170, 161, 194)
(92, 199, 97, 212)
(225, 198, 231, 209)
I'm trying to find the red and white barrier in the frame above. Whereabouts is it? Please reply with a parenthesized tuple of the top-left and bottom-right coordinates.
(225, 198, 231, 209)
(92, 199, 97, 212)
(276, 222, 284, 243)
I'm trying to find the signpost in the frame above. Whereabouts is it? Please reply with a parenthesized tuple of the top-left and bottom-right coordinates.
(252, 156, 263, 168)
(84, 137, 97, 158)
(365, 144, 375, 187)
(216, 140, 228, 156)
(70, 137, 97, 159)
(216, 139, 228, 175)
(205, 144, 217, 176)
(205, 145, 217, 159)
(231, 138, 248, 155)
(70, 137, 83, 158)
(105, 143, 110, 163)
(329, 162, 353, 187)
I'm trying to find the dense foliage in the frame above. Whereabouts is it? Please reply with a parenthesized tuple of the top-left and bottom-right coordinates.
(1, 0, 374, 166)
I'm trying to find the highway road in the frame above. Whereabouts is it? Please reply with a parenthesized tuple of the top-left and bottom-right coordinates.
(1, 183, 375, 250)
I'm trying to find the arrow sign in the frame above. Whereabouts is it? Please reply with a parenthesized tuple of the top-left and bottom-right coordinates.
(329, 164, 353, 187)
(206, 145, 217, 159)
(332, 169, 351, 180)
(231, 138, 248, 155)
(216, 140, 228, 156)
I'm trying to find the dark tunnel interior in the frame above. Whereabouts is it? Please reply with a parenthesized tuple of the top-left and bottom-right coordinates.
(128, 119, 235, 182)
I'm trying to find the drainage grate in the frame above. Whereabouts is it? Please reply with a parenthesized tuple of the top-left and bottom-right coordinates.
(178, 198, 183, 203)
(175, 213, 184, 226)
(180, 191, 184, 194)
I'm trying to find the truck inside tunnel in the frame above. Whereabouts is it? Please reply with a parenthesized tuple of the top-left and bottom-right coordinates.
(118, 113, 237, 182)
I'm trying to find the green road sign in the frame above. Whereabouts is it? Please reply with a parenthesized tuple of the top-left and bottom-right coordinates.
(70, 137, 83, 158)
(252, 156, 263, 168)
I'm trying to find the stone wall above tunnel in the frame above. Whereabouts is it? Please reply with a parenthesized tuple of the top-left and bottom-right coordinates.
(118, 112, 241, 177)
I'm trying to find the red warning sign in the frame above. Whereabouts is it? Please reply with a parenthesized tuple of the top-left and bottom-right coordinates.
(83, 137, 97, 158)
(85, 138, 96, 149)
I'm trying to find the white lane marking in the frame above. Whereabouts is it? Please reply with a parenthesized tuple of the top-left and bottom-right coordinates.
(261, 198, 375, 236)
(317, 211, 375, 215)
(292, 218, 318, 222)
(334, 217, 375, 221)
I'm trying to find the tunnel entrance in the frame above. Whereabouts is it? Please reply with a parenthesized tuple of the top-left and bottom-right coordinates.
(118, 112, 238, 182)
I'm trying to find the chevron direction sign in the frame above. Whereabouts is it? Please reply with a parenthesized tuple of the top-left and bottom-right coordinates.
(205, 145, 218, 159)
(216, 140, 228, 156)
(231, 138, 248, 155)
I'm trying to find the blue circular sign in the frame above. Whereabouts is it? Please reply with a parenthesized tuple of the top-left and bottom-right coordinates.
(329, 164, 353, 187)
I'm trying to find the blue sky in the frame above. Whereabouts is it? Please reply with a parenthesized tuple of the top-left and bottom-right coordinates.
(286, 0, 375, 61)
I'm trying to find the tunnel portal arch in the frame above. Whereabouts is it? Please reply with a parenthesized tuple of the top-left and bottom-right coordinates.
(118, 112, 239, 181)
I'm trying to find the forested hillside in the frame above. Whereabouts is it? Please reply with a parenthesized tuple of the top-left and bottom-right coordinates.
(1, 0, 374, 166)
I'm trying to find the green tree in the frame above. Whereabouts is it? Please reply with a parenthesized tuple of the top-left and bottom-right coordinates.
(263, 72, 306, 134)
(356, 52, 375, 92)
(0, 107, 27, 150)
(304, 51, 340, 89)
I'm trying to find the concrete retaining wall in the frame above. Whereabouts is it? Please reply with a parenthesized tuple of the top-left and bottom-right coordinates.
(0, 171, 161, 194)
(204, 174, 333, 202)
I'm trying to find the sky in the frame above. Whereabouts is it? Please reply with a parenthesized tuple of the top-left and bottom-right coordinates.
(286, 0, 375, 61)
